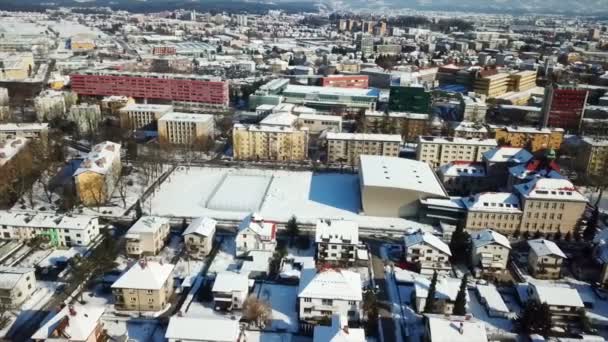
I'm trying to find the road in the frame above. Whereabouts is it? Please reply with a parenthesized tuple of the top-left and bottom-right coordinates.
(367, 238, 398, 342)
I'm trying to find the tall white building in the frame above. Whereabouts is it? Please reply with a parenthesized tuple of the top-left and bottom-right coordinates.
(416, 136, 497, 169)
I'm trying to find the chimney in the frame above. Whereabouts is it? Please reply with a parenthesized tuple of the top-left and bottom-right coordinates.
(342, 325, 349, 334)
(68, 305, 77, 316)
(459, 322, 464, 335)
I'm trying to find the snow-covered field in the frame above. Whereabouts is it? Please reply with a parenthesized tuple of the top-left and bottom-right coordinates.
(207, 236, 240, 275)
(254, 283, 299, 333)
(145, 166, 428, 231)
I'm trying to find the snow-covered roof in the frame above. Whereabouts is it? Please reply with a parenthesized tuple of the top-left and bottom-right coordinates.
(462, 192, 521, 213)
(418, 136, 497, 147)
(212, 271, 249, 293)
(0, 266, 34, 290)
(0, 211, 97, 231)
(514, 178, 587, 202)
(237, 213, 276, 241)
(31, 304, 105, 341)
(159, 111, 214, 123)
(482, 147, 533, 164)
(127, 216, 169, 235)
(404, 230, 452, 257)
(0, 138, 28, 167)
(508, 160, 563, 181)
(326, 132, 402, 142)
(120, 103, 173, 113)
(260, 111, 298, 127)
(452, 121, 488, 133)
(315, 219, 359, 245)
(298, 269, 362, 301)
(426, 315, 488, 342)
(0, 122, 48, 132)
(530, 283, 584, 308)
(414, 276, 461, 302)
(476, 284, 509, 313)
(183, 217, 217, 237)
(299, 113, 342, 122)
(165, 317, 240, 341)
(359, 155, 448, 198)
(111, 260, 174, 290)
(471, 229, 511, 249)
(528, 239, 567, 259)
(284, 84, 378, 98)
(73, 141, 121, 176)
(314, 315, 365, 342)
(438, 161, 486, 177)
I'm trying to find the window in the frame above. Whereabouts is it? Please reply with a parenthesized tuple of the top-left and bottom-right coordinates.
(147, 290, 153, 294)
(304, 298, 311, 302)
(348, 301, 356, 305)
(322, 299, 333, 305)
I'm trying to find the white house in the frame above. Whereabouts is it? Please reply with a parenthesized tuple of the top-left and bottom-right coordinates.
(183, 217, 217, 259)
(527, 239, 566, 280)
(413, 275, 463, 314)
(470, 229, 511, 274)
(425, 314, 488, 342)
(315, 219, 360, 263)
(313, 315, 365, 342)
(527, 283, 585, 328)
(298, 269, 363, 322)
(31, 304, 105, 342)
(0, 266, 36, 308)
(235, 213, 277, 256)
(165, 316, 240, 342)
(125, 216, 170, 256)
(404, 230, 452, 275)
(212, 271, 250, 311)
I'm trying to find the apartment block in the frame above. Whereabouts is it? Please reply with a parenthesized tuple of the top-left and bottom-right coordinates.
(232, 124, 309, 161)
(542, 87, 588, 132)
(315, 219, 359, 264)
(0, 52, 34, 80)
(325, 132, 401, 166)
(119, 103, 173, 129)
(158, 112, 215, 146)
(68, 103, 102, 135)
(364, 110, 429, 142)
(125, 216, 171, 256)
(416, 136, 498, 169)
(463, 192, 523, 236)
(73, 141, 122, 206)
(474, 73, 510, 98)
(112, 260, 175, 312)
(576, 137, 608, 177)
(460, 95, 488, 122)
(0, 266, 36, 308)
(0, 123, 49, 143)
(0, 138, 32, 204)
(491, 125, 564, 152)
(508, 70, 537, 92)
(298, 113, 342, 134)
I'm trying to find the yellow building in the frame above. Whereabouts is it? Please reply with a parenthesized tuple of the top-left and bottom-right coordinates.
(474, 73, 510, 98)
(111, 260, 174, 312)
(491, 125, 564, 152)
(576, 137, 608, 177)
(158, 112, 214, 147)
(232, 124, 309, 161)
(73, 141, 121, 206)
(326, 132, 401, 166)
(508, 70, 537, 92)
(70, 34, 96, 51)
(0, 52, 34, 80)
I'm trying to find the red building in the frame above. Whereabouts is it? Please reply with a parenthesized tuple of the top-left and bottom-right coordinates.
(70, 71, 229, 107)
(544, 88, 588, 132)
(321, 75, 369, 89)
(152, 46, 177, 56)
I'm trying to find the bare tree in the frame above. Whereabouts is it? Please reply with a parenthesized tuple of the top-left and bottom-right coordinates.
(117, 176, 129, 208)
(242, 296, 272, 329)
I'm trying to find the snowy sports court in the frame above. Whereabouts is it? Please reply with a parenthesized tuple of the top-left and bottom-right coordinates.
(144, 166, 427, 231)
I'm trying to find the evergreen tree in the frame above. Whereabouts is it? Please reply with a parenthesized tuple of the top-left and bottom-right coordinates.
(564, 231, 572, 242)
(424, 271, 438, 313)
(449, 224, 471, 264)
(513, 228, 521, 239)
(584, 206, 599, 241)
(452, 274, 468, 316)
(286, 215, 299, 246)
(519, 301, 552, 335)
(134, 200, 142, 219)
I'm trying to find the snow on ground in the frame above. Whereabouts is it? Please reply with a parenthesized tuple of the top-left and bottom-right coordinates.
(207, 236, 240, 275)
(103, 319, 165, 342)
(185, 299, 242, 321)
(254, 283, 298, 333)
(37, 246, 87, 268)
(14, 249, 52, 268)
(144, 166, 428, 231)
(466, 289, 513, 334)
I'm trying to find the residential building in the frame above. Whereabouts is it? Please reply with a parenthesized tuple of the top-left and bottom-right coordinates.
(364, 110, 429, 142)
(474, 73, 510, 98)
(183, 217, 217, 259)
(0, 52, 34, 80)
(462, 192, 523, 236)
(298, 269, 363, 322)
(450, 121, 488, 139)
(470, 229, 511, 273)
(376, 44, 401, 55)
(158, 112, 215, 147)
(0, 138, 32, 204)
(527, 283, 585, 328)
(326, 132, 401, 166)
(232, 124, 309, 161)
(0, 87, 8, 120)
(508, 70, 537, 92)
(425, 314, 488, 342)
(515, 178, 587, 236)
(460, 94, 488, 122)
(34, 90, 68, 122)
(314, 315, 365, 342)
(321, 75, 369, 89)
(491, 125, 564, 152)
(0, 123, 49, 143)
(541, 86, 588, 132)
(165, 317, 240, 342)
(437, 161, 489, 195)
(482, 147, 534, 182)
(0, 266, 36, 308)
(235, 214, 277, 256)
(298, 113, 342, 134)
(576, 137, 608, 177)
(475, 284, 511, 318)
(31, 304, 105, 342)
(119, 103, 173, 130)
(388, 86, 431, 113)
(125, 216, 170, 256)
(111, 260, 175, 312)
(507, 156, 563, 190)
(70, 33, 96, 51)
(527, 239, 566, 279)
(359, 155, 448, 218)
(0, 211, 101, 247)
(416, 136, 498, 169)
(73, 141, 121, 206)
(403, 230, 452, 275)
(413, 275, 461, 313)
(68, 103, 102, 135)
(100, 96, 135, 115)
(71, 70, 230, 109)
(315, 219, 360, 264)
(212, 271, 250, 311)
(281, 85, 379, 112)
